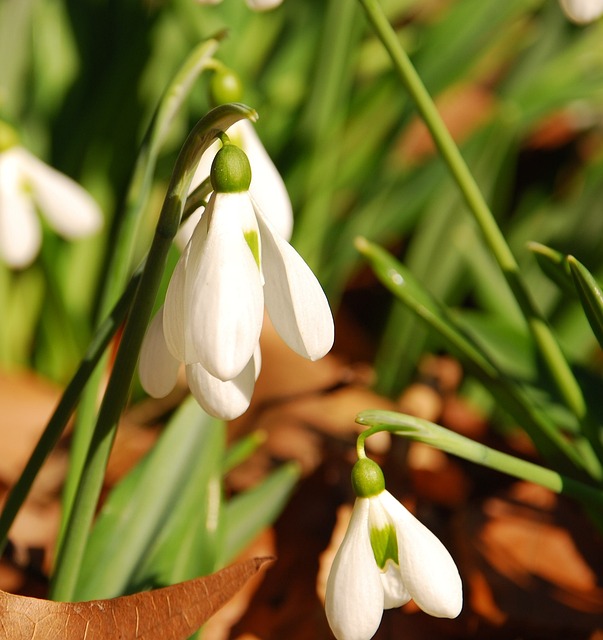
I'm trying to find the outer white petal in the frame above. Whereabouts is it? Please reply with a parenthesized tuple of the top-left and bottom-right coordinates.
(185, 192, 264, 380)
(163, 234, 195, 361)
(0, 150, 41, 267)
(14, 147, 102, 239)
(256, 209, 334, 361)
(325, 499, 384, 640)
(235, 120, 293, 241)
(185, 348, 259, 420)
(139, 308, 180, 398)
(246, 0, 283, 10)
(559, 0, 603, 22)
(380, 491, 462, 619)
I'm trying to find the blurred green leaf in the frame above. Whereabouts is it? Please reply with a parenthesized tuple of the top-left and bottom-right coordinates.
(528, 241, 575, 296)
(568, 255, 603, 350)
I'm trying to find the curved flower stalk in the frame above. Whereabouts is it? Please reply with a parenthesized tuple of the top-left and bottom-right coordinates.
(325, 459, 462, 640)
(177, 119, 293, 247)
(195, 0, 283, 10)
(139, 142, 333, 420)
(0, 142, 103, 268)
(559, 0, 603, 23)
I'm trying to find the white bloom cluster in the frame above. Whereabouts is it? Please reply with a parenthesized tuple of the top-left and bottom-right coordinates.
(140, 122, 334, 420)
(325, 459, 462, 640)
(559, 0, 603, 23)
(0, 145, 103, 268)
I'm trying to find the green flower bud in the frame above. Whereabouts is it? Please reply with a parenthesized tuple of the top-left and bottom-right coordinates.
(209, 68, 244, 106)
(210, 143, 252, 193)
(351, 458, 385, 498)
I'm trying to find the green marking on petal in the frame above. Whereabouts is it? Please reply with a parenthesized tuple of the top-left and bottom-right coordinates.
(244, 229, 260, 268)
(369, 523, 399, 570)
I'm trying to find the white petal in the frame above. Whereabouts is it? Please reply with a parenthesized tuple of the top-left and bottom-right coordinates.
(0, 150, 41, 267)
(185, 349, 259, 420)
(185, 192, 264, 380)
(245, 0, 283, 10)
(325, 499, 384, 640)
(139, 308, 180, 398)
(234, 120, 293, 241)
(380, 561, 411, 610)
(163, 235, 195, 361)
(559, 0, 603, 22)
(14, 147, 103, 239)
(380, 491, 462, 618)
(256, 209, 334, 361)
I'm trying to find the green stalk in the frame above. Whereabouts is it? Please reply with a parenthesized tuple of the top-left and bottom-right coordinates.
(356, 411, 603, 520)
(50, 104, 257, 601)
(0, 265, 142, 558)
(59, 39, 222, 544)
(355, 0, 586, 421)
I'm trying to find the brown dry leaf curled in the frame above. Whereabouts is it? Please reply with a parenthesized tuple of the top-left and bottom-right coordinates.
(0, 557, 273, 639)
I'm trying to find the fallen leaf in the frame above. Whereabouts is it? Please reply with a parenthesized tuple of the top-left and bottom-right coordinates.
(0, 557, 273, 639)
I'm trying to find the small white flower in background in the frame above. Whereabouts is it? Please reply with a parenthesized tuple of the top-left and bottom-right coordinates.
(177, 119, 293, 248)
(139, 141, 333, 420)
(559, 0, 603, 23)
(0, 135, 103, 268)
(195, 0, 283, 11)
(325, 459, 462, 640)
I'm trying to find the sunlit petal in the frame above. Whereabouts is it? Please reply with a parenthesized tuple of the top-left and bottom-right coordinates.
(325, 499, 384, 640)
(559, 0, 603, 23)
(185, 351, 258, 420)
(381, 491, 462, 618)
(15, 147, 103, 238)
(186, 192, 263, 380)
(0, 151, 41, 267)
(380, 561, 411, 610)
(245, 0, 284, 9)
(256, 208, 334, 360)
(139, 308, 180, 398)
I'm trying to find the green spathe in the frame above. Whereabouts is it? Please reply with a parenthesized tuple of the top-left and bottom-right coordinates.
(211, 144, 252, 193)
(351, 458, 385, 498)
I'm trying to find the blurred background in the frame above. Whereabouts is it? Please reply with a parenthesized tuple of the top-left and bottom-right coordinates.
(1, 0, 603, 637)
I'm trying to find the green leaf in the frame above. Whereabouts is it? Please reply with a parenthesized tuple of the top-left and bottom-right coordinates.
(527, 241, 575, 296)
(220, 462, 300, 565)
(75, 398, 220, 600)
(568, 255, 603, 350)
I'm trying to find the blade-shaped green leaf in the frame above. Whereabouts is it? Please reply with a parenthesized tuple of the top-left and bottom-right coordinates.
(568, 255, 603, 350)
(76, 398, 220, 600)
(527, 241, 575, 296)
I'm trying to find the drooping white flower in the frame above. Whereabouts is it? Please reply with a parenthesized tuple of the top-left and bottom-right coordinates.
(0, 145, 103, 268)
(139, 142, 333, 420)
(325, 459, 462, 640)
(195, 0, 283, 11)
(559, 0, 603, 23)
(177, 119, 292, 248)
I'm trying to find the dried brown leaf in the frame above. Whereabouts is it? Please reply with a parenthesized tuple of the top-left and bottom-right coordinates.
(0, 557, 273, 639)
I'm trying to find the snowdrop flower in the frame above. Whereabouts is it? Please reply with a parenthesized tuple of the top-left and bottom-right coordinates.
(0, 140, 103, 268)
(139, 141, 333, 420)
(325, 459, 462, 640)
(178, 118, 293, 248)
(195, 0, 283, 12)
(559, 0, 603, 23)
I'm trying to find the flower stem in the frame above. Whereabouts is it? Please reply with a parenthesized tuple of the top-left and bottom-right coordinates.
(356, 410, 603, 524)
(57, 38, 222, 548)
(50, 104, 257, 601)
(355, 0, 586, 421)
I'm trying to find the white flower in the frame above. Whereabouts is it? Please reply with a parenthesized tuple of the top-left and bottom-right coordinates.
(139, 143, 333, 420)
(559, 0, 603, 23)
(177, 119, 293, 248)
(325, 490, 462, 640)
(0, 146, 103, 268)
(195, 0, 283, 10)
